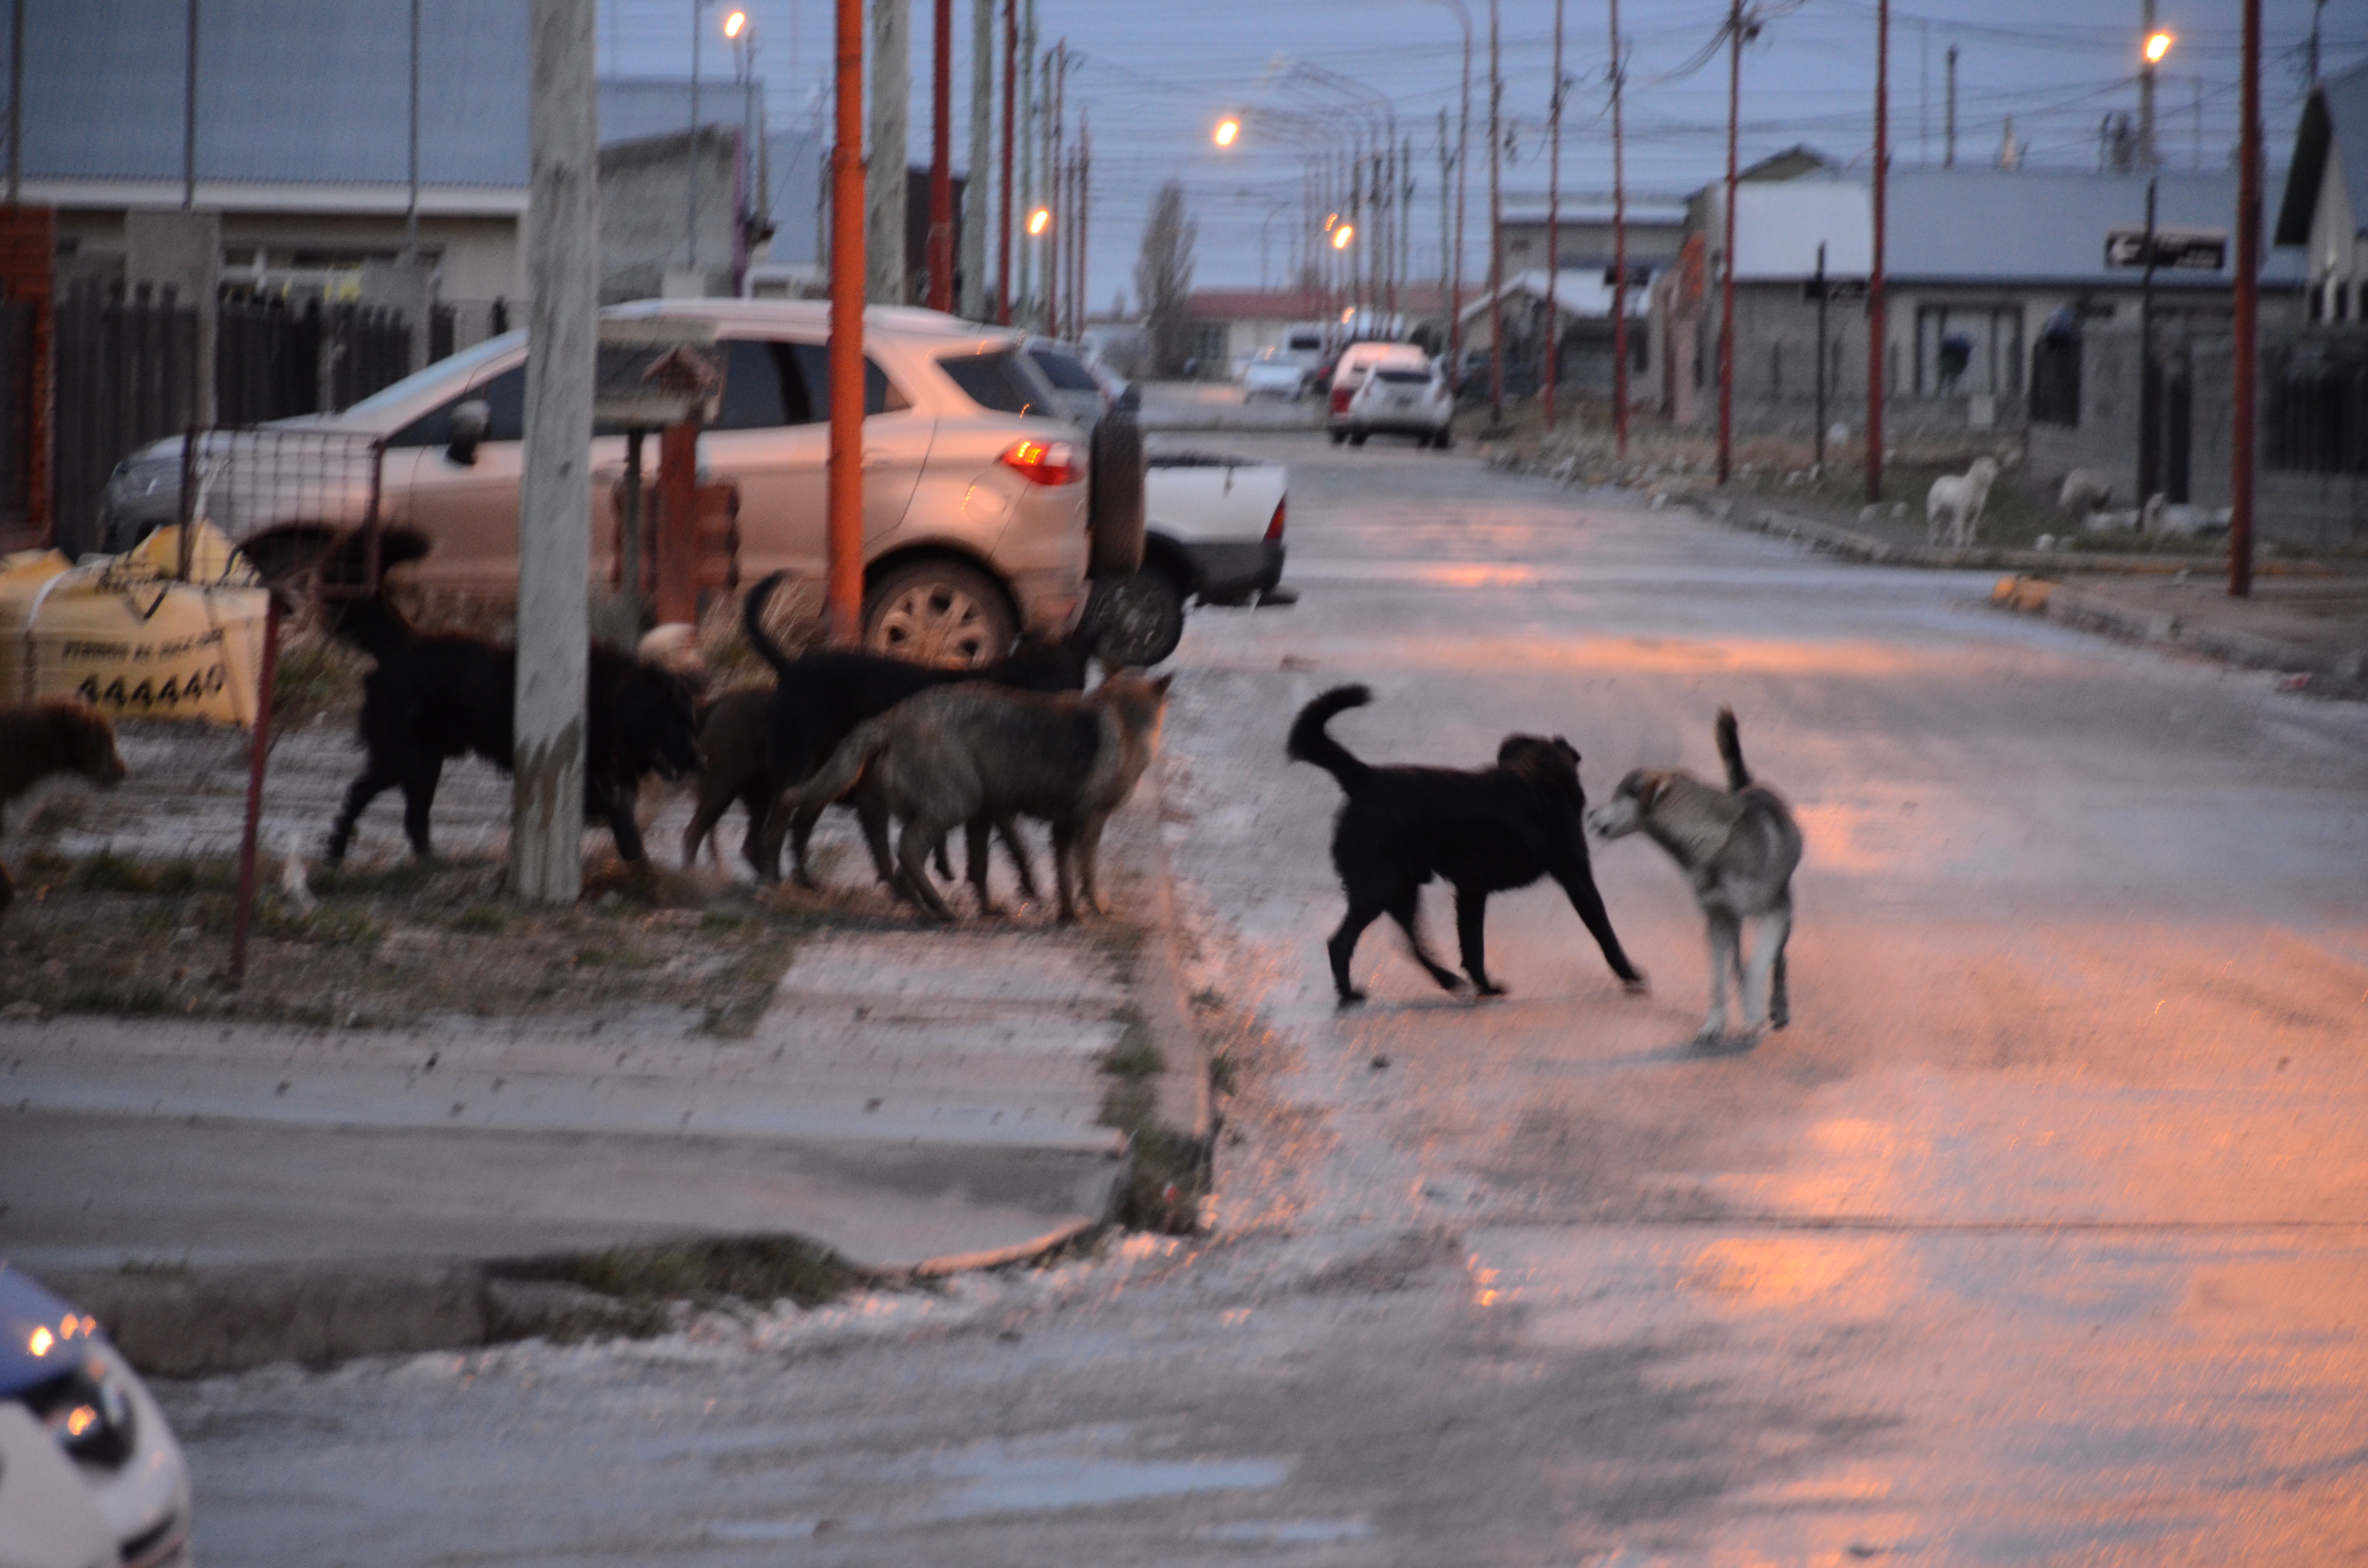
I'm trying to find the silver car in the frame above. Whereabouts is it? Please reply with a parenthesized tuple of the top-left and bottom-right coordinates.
(102, 300, 1091, 665)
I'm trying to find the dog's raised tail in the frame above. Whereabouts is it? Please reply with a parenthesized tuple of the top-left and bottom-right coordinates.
(1714, 707, 1751, 791)
(740, 571, 800, 679)
(1286, 684, 1375, 792)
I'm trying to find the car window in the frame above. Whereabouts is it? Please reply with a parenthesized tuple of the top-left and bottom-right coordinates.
(784, 342, 907, 421)
(345, 332, 521, 420)
(1029, 348, 1104, 392)
(1373, 368, 1431, 385)
(712, 338, 790, 430)
(387, 363, 525, 448)
(937, 348, 1054, 417)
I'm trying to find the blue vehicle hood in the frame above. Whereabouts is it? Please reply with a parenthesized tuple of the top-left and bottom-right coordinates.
(0, 1266, 92, 1398)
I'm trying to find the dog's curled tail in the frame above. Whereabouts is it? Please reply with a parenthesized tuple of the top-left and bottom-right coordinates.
(779, 713, 892, 812)
(313, 524, 432, 662)
(740, 571, 800, 680)
(1287, 684, 1375, 792)
(1714, 706, 1751, 791)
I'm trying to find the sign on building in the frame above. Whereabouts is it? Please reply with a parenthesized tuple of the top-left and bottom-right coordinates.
(2104, 227, 2228, 271)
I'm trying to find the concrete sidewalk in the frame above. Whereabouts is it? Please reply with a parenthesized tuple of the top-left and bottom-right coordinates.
(0, 924, 1140, 1371)
(1996, 573, 2368, 690)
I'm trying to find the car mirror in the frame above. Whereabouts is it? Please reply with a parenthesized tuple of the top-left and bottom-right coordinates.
(445, 399, 492, 466)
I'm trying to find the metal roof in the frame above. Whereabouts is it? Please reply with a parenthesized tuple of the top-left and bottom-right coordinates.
(2274, 58, 2368, 246)
(14, 1, 757, 190)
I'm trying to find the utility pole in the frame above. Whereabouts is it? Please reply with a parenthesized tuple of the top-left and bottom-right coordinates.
(1018, 0, 1036, 320)
(1867, 0, 1889, 507)
(406, 0, 421, 259)
(997, 0, 1013, 323)
(828, 0, 866, 640)
(927, 0, 953, 311)
(867, 0, 910, 304)
(1944, 43, 1957, 167)
(1717, 0, 1742, 485)
(1438, 108, 1453, 318)
(1609, 0, 1630, 457)
(8, 0, 23, 206)
(1813, 241, 1829, 469)
(963, 0, 990, 319)
(1486, 0, 1504, 425)
(2137, 175, 2159, 508)
(1441, 0, 1471, 394)
(2139, 0, 2158, 169)
(688, 0, 704, 279)
(514, 0, 596, 904)
(2232, 0, 2259, 597)
(1076, 117, 1090, 342)
(1044, 41, 1064, 338)
(183, 0, 197, 208)
(1544, 0, 1564, 426)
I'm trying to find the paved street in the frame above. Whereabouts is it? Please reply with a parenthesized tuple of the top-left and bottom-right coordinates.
(163, 431, 2368, 1564)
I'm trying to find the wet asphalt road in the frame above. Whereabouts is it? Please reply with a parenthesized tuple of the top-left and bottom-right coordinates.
(164, 432, 2368, 1564)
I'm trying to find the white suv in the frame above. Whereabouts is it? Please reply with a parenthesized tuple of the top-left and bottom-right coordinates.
(102, 300, 1092, 662)
(1344, 361, 1455, 449)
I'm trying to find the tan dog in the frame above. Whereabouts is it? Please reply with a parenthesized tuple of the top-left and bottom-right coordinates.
(0, 699, 130, 917)
(782, 671, 1173, 922)
(1589, 709, 1802, 1045)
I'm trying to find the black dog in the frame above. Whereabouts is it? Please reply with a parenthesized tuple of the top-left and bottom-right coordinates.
(740, 571, 1094, 890)
(1288, 684, 1647, 1006)
(315, 527, 702, 867)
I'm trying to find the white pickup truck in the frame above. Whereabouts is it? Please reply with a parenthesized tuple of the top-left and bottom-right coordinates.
(1091, 450, 1293, 665)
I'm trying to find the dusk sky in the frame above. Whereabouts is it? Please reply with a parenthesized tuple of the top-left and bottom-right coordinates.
(601, 0, 2363, 309)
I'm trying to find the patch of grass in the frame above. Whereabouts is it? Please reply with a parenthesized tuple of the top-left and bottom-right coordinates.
(1115, 1126, 1207, 1236)
(58, 981, 183, 1017)
(1188, 986, 1225, 1012)
(700, 909, 751, 933)
(25, 797, 87, 836)
(61, 853, 235, 896)
(1208, 1053, 1238, 1097)
(1100, 1012, 1165, 1082)
(260, 906, 381, 953)
(270, 628, 368, 728)
(563, 1237, 858, 1311)
(451, 904, 509, 934)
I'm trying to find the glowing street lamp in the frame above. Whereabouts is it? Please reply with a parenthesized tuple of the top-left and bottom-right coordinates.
(1214, 117, 1240, 147)
(723, 8, 746, 38)
(1027, 207, 1052, 236)
(1331, 223, 1354, 250)
(2143, 30, 2173, 63)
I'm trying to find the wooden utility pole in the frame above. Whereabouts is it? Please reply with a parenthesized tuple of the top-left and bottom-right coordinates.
(1717, 0, 1741, 485)
(963, 0, 991, 318)
(1543, 0, 1564, 426)
(927, 0, 953, 311)
(513, 0, 596, 904)
(997, 0, 1014, 323)
(1944, 43, 1957, 166)
(828, 0, 867, 639)
(1045, 41, 1065, 338)
(866, 0, 908, 304)
(1609, 0, 1630, 457)
(1075, 116, 1090, 341)
(1486, 0, 1504, 423)
(1866, 0, 1889, 507)
(2231, 0, 2260, 597)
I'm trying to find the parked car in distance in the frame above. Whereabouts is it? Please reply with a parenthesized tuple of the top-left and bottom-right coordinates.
(103, 300, 1092, 668)
(1091, 449, 1291, 666)
(1327, 342, 1432, 442)
(0, 1267, 193, 1568)
(1344, 363, 1455, 449)
(1240, 347, 1312, 401)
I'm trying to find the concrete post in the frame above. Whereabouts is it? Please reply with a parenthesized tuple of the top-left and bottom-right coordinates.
(513, 0, 596, 905)
(125, 209, 220, 425)
(867, 0, 910, 305)
(962, 0, 991, 319)
(361, 257, 434, 374)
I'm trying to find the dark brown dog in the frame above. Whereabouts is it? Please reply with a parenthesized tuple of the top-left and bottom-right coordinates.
(0, 699, 130, 917)
(679, 686, 777, 876)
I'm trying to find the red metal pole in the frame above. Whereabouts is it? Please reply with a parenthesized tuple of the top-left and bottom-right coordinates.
(828, 0, 866, 643)
(1609, 0, 1628, 458)
(1866, 0, 1888, 507)
(1717, 0, 1740, 486)
(1543, 0, 1562, 427)
(2230, 0, 2259, 598)
(928, 0, 953, 312)
(997, 0, 1014, 325)
(227, 593, 282, 989)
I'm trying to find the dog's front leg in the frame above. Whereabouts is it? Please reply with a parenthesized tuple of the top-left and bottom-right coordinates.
(1553, 862, 1649, 993)
(397, 759, 444, 861)
(326, 760, 403, 866)
(963, 817, 1000, 916)
(1074, 816, 1110, 917)
(995, 817, 1040, 899)
(1699, 911, 1740, 1045)
(894, 819, 956, 921)
(1050, 821, 1079, 923)
(597, 779, 648, 864)
(1450, 887, 1502, 996)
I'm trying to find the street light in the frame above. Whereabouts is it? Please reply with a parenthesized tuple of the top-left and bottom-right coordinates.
(1214, 117, 1240, 147)
(2144, 30, 2173, 64)
(1331, 223, 1354, 250)
(1028, 206, 1051, 236)
(724, 8, 746, 39)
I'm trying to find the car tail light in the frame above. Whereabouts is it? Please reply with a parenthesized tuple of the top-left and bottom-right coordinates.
(1264, 498, 1286, 544)
(1000, 438, 1080, 486)
(1330, 386, 1352, 415)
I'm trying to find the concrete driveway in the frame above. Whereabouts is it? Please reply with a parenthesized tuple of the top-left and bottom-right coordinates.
(163, 432, 2368, 1564)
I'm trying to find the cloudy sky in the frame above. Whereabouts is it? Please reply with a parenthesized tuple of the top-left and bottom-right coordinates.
(601, 0, 2361, 309)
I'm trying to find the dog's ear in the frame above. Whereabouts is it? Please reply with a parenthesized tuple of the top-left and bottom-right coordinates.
(1148, 672, 1175, 699)
(1553, 735, 1579, 765)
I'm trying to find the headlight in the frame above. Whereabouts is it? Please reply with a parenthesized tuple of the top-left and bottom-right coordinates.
(22, 1351, 139, 1469)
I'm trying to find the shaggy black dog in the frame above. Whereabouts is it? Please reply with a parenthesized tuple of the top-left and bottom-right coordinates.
(313, 527, 702, 867)
(1288, 684, 1647, 1006)
(740, 571, 1094, 889)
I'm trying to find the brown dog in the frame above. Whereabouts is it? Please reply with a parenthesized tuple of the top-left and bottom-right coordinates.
(0, 699, 130, 916)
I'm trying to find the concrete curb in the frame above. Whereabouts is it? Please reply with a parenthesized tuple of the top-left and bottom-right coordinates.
(1992, 575, 2368, 692)
(1136, 752, 1211, 1150)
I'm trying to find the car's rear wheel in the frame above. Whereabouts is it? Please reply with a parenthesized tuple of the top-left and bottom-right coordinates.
(1086, 567, 1186, 667)
(1434, 427, 1454, 451)
(1350, 430, 1369, 447)
(863, 559, 1016, 669)
(1328, 429, 1347, 446)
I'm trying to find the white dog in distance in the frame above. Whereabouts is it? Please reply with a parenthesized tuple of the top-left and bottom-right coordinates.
(1926, 456, 2002, 548)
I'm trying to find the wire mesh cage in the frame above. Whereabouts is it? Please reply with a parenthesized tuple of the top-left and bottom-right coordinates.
(173, 427, 387, 593)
